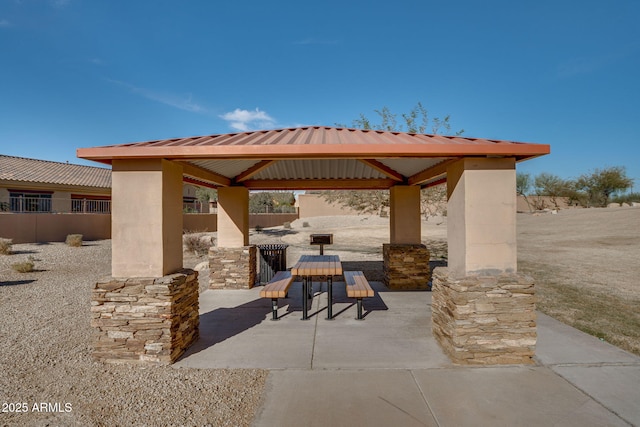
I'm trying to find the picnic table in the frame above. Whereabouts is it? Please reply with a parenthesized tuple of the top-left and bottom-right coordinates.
(291, 255, 343, 320)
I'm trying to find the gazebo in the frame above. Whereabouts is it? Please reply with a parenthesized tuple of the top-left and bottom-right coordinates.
(78, 126, 549, 365)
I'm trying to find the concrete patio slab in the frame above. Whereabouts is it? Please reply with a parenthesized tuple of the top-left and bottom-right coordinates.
(253, 370, 438, 427)
(535, 313, 639, 365)
(551, 365, 640, 426)
(312, 283, 450, 369)
(176, 283, 640, 427)
(413, 366, 630, 427)
(535, 313, 640, 426)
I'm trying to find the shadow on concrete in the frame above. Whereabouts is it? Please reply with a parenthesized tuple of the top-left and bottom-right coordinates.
(178, 298, 273, 360)
(318, 279, 389, 320)
(341, 260, 384, 281)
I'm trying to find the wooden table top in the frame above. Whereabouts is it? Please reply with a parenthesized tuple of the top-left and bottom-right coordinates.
(291, 255, 342, 276)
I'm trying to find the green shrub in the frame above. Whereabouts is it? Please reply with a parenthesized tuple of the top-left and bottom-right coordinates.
(302, 222, 310, 228)
(255, 225, 263, 232)
(283, 222, 291, 229)
(0, 238, 12, 255)
(12, 256, 35, 273)
(66, 234, 83, 247)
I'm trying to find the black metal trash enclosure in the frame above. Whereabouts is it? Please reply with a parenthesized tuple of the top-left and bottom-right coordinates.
(257, 244, 289, 284)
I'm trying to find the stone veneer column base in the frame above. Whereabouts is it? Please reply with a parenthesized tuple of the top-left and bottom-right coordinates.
(91, 269, 199, 365)
(209, 246, 257, 289)
(383, 244, 431, 290)
(431, 267, 536, 365)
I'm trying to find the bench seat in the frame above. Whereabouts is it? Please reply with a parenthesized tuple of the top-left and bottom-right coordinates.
(344, 271, 374, 320)
(260, 271, 294, 320)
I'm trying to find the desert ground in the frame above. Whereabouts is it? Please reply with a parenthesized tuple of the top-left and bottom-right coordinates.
(0, 207, 638, 425)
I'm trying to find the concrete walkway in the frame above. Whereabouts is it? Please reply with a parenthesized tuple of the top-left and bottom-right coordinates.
(174, 281, 640, 427)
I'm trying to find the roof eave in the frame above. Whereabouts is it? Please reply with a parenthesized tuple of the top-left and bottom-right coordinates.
(77, 143, 550, 161)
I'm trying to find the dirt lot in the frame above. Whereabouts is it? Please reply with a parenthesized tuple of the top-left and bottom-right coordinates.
(517, 207, 640, 355)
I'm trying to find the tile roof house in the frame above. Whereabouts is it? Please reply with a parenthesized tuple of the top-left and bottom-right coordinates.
(0, 155, 208, 213)
(0, 155, 112, 213)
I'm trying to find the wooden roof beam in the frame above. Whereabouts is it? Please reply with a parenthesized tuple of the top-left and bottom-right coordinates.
(407, 159, 459, 186)
(241, 178, 397, 190)
(234, 160, 276, 182)
(358, 159, 405, 182)
(176, 161, 231, 187)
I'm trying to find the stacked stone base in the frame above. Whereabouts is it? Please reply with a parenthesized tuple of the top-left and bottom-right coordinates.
(432, 267, 536, 365)
(91, 269, 199, 364)
(383, 244, 430, 290)
(209, 246, 257, 289)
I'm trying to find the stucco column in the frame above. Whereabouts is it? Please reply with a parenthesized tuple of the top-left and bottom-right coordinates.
(389, 185, 421, 244)
(446, 157, 517, 276)
(217, 186, 249, 247)
(111, 159, 183, 278)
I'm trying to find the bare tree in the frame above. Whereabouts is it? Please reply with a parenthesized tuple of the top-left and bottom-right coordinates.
(420, 184, 447, 220)
(326, 102, 463, 215)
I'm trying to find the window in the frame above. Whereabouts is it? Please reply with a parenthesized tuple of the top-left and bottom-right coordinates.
(9, 191, 52, 212)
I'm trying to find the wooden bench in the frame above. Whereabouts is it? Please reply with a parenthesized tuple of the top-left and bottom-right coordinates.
(260, 271, 294, 320)
(343, 271, 375, 320)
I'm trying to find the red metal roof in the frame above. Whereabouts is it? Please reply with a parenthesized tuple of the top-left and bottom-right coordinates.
(77, 127, 549, 161)
(76, 127, 549, 190)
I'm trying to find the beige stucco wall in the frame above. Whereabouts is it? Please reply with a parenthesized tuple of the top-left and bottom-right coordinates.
(447, 158, 517, 277)
(389, 186, 421, 244)
(183, 184, 197, 199)
(217, 187, 249, 247)
(0, 188, 9, 206)
(51, 191, 71, 212)
(111, 159, 183, 278)
(0, 213, 298, 244)
(297, 194, 360, 218)
(249, 213, 298, 228)
(516, 195, 576, 212)
(0, 213, 111, 243)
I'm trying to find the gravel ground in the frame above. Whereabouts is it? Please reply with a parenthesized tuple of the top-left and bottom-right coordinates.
(0, 240, 267, 427)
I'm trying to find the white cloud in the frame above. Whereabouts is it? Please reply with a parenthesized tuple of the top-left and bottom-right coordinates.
(107, 79, 207, 114)
(220, 108, 276, 132)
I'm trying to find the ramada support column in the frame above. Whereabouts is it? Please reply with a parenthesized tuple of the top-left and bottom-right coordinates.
(209, 186, 256, 289)
(432, 158, 536, 365)
(383, 185, 430, 290)
(91, 159, 199, 364)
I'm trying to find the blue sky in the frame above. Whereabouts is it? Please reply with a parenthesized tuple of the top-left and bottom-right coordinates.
(1, 0, 639, 189)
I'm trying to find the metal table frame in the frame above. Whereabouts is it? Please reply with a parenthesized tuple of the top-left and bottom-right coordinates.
(291, 255, 342, 320)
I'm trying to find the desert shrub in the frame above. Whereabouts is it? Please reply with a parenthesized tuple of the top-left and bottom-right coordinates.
(574, 167, 634, 207)
(254, 225, 263, 232)
(66, 234, 83, 247)
(302, 222, 310, 228)
(283, 222, 291, 229)
(183, 233, 212, 255)
(611, 192, 640, 205)
(12, 256, 35, 273)
(0, 238, 12, 255)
